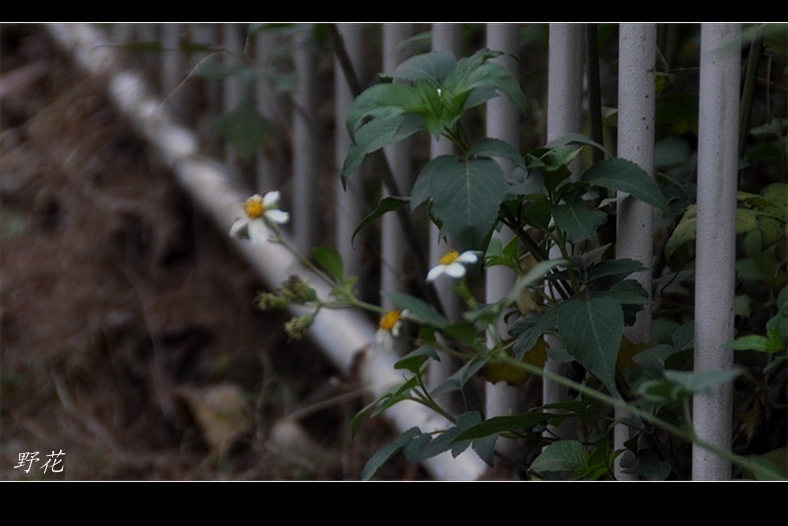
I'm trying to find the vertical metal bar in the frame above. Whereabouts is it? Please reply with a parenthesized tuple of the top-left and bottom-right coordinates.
(615, 23, 657, 480)
(335, 24, 365, 282)
(484, 24, 521, 450)
(255, 29, 281, 193)
(222, 24, 243, 166)
(292, 28, 320, 254)
(544, 24, 584, 439)
(381, 24, 413, 310)
(426, 23, 462, 394)
(692, 23, 740, 481)
(161, 24, 184, 120)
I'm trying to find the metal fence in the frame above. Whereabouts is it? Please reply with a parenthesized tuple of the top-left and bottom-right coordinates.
(50, 23, 758, 480)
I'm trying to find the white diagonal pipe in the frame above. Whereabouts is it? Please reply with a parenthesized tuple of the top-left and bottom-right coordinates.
(46, 23, 486, 481)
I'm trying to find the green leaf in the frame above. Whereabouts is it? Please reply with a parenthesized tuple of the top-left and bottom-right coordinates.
(665, 204, 784, 260)
(370, 374, 422, 419)
(472, 434, 499, 467)
(341, 114, 424, 186)
(587, 258, 649, 284)
(395, 345, 440, 373)
(558, 297, 624, 395)
(640, 369, 742, 404)
(656, 92, 699, 136)
(346, 83, 421, 137)
(387, 50, 458, 86)
(431, 356, 489, 397)
(352, 196, 409, 245)
(581, 158, 671, 216)
(530, 440, 589, 474)
(384, 291, 450, 330)
(361, 427, 422, 480)
(667, 368, 741, 395)
(723, 334, 785, 354)
(453, 412, 557, 441)
(428, 156, 507, 250)
(214, 100, 273, 161)
(312, 246, 344, 282)
(512, 306, 562, 360)
(448, 50, 529, 115)
(466, 138, 526, 170)
(553, 199, 597, 241)
(545, 132, 613, 159)
(411, 412, 484, 464)
(750, 458, 788, 481)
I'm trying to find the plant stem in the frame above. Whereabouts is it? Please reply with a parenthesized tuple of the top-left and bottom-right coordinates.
(497, 354, 786, 481)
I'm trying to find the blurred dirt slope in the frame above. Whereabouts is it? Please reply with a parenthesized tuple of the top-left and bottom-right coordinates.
(0, 24, 400, 480)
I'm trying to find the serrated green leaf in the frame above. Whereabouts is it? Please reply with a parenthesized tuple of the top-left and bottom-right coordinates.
(352, 196, 409, 245)
(361, 427, 422, 480)
(388, 51, 458, 85)
(472, 434, 499, 467)
(466, 138, 526, 170)
(428, 156, 507, 250)
(581, 158, 671, 216)
(559, 297, 624, 395)
(431, 357, 489, 397)
(346, 83, 421, 136)
(453, 412, 556, 441)
(341, 114, 424, 186)
(531, 440, 589, 474)
(553, 199, 597, 241)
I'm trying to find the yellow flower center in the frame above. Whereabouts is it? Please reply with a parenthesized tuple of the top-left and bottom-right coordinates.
(379, 310, 402, 331)
(439, 250, 460, 265)
(244, 195, 265, 219)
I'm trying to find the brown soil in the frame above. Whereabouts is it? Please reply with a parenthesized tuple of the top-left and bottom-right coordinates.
(1, 24, 407, 480)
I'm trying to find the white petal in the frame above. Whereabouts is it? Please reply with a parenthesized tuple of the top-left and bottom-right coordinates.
(457, 251, 480, 264)
(229, 218, 249, 239)
(444, 262, 467, 278)
(375, 329, 393, 351)
(426, 265, 446, 282)
(265, 209, 290, 224)
(248, 219, 268, 243)
(263, 191, 280, 207)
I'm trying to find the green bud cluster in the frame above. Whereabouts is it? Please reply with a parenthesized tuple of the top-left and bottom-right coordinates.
(284, 314, 315, 340)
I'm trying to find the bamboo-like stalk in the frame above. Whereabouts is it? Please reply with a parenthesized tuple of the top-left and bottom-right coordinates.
(615, 23, 657, 480)
(543, 23, 584, 440)
(484, 23, 521, 457)
(692, 23, 741, 481)
(46, 23, 487, 481)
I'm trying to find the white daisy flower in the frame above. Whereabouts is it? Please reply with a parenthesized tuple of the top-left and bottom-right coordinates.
(375, 309, 407, 351)
(229, 191, 290, 243)
(426, 250, 481, 282)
